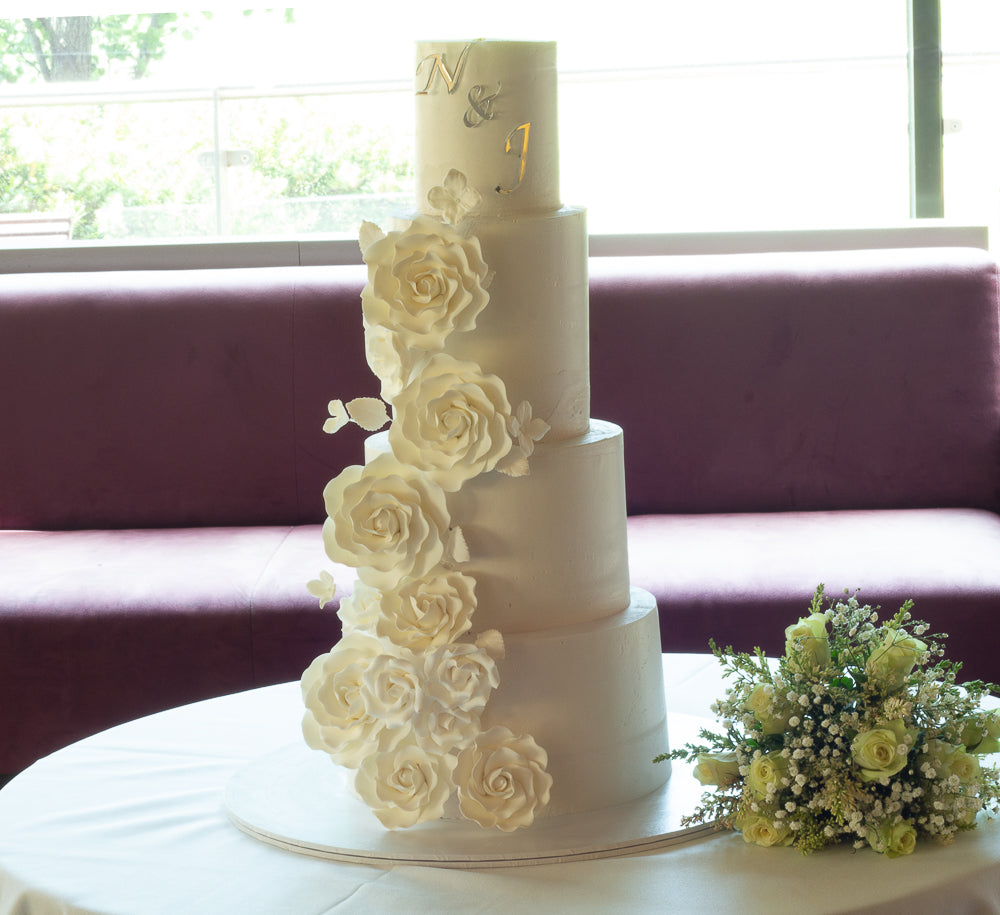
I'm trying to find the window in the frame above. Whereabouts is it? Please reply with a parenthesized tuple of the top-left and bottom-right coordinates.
(941, 3, 1000, 236)
(0, 4, 994, 249)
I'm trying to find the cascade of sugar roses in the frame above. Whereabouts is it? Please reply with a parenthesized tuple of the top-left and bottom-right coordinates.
(659, 585, 1000, 856)
(300, 168, 553, 831)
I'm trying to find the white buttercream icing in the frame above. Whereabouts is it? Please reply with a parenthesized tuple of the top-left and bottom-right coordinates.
(481, 593, 670, 817)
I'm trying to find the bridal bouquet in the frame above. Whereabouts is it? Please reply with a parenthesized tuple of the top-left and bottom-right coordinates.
(658, 587, 1000, 856)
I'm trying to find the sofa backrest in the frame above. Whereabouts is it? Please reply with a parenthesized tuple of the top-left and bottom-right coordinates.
(590, 246, 1000, 515)
(0, 265, 374, 529)
(3, 247, 998, 530)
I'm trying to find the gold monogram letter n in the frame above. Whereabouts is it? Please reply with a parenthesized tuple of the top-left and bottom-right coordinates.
(416, 44, 472, 95)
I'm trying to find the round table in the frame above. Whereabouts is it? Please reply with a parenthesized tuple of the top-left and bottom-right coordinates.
(3, 655, 1000, 914)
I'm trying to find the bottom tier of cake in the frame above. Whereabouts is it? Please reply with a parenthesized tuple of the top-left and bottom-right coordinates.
(481, 588, 670, 818)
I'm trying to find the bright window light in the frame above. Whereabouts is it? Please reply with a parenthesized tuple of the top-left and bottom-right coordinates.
(0, 4, 994, 246)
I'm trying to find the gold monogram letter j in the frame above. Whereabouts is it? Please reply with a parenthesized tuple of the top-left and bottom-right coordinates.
(496, 122, 531, 196)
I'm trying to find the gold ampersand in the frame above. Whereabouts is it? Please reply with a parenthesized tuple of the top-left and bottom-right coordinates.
(416, 43, 472, 95)
(496, 122, 531, 195)
(463, 82, 501, 127)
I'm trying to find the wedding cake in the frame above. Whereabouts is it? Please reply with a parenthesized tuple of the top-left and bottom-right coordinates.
(301, 39, 670, 831)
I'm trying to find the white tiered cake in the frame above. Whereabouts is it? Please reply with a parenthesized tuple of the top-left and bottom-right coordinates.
(301, 39, 670, 831)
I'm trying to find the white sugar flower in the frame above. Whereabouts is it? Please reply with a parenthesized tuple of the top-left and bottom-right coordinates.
(388, 353, 513, 490)
(364, 323, 423, 404)
(499, 400, 550, 477)
(375, 571, 477, 650)
(361, 214, 489, 351)
(456, 726, 552, 831)
(422, 642, 500, 712)
(306, 570, 337, 608)
(359, 649, 425, 731)
(301, 631, 402, 767)
(336, 581, 383, 634)
(355, 737, 457, 829)
(322, 454, 452, 590)
(426, 168, 482, 225)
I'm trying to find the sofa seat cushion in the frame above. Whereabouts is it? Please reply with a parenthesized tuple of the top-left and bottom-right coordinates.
(0, 525, 346, 772)
(628, 508, 1000, 682)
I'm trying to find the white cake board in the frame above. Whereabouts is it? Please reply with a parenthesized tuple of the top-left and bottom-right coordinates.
(225, 712, 719, 868)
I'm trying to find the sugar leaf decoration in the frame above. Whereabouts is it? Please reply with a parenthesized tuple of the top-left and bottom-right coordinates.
(359, 220, 385, 254)
(323, 399, 350, 434)
(346, 397, 390, 432)
(323, 397, 390, 434)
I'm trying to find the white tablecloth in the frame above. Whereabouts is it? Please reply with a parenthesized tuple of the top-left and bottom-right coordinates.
(3, 655, 1000, 915)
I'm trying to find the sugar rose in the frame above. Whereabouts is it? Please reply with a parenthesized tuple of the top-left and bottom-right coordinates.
(422, 642, 500, 713)
(301, 631, 394, 767)
(354, 738, 457, 829)
(322, 454, 451, 590)
(336, 581, 383, 635)
(784, 612, 831, 672)
(358, 649, 424, 732)
(866, 629, 927, 692)
(414, 698, 483, 754)
(388, 353, 513, 490)
(456, 726, 553, 831)
(693, 751, 741, 788)
(375, 571, 477, 650)
(851, 719, 917, 781)
(361, 215, 489, 351)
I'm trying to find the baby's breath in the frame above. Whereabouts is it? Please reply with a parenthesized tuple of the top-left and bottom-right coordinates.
(655, 585, 1000, 856)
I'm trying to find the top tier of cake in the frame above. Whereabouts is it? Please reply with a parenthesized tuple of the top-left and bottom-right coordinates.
(415, 40, 560, 218)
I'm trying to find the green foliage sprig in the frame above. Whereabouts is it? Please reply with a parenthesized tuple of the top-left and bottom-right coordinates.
(657, 586, 1000, 856)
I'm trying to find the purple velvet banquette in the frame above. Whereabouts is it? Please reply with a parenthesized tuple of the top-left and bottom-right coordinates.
(1, 245, 998, 775)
